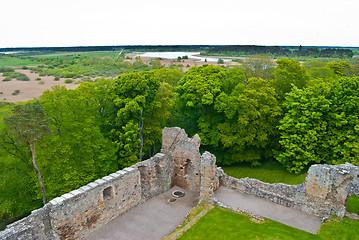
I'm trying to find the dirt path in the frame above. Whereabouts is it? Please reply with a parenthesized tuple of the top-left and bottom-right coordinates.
(215, 187, 322, 234)
(83, 186, 197, 240)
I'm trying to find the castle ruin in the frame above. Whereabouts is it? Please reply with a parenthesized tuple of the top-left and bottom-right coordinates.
(1, 127, 358, 239)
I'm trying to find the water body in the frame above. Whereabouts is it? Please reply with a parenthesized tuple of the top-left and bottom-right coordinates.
(135, 52, 232, 62)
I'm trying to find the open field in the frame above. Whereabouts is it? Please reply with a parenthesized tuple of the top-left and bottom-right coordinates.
(179, 207, 359, 240)
(0, 55, 42, 67)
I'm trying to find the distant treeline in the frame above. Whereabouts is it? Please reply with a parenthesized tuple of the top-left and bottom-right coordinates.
(202, 45, 355, 58)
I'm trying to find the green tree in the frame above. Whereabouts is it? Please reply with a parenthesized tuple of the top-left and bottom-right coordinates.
(276, 76, 359, 173)
(271, 58, 310, 101)
(38, 85, 117, 198)
(109, 70, 174, 163)
(215, 78, 281, 165)
(4, 101, 51, 205)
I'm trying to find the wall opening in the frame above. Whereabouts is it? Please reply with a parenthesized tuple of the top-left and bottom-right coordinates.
(103, 186, 113, 200)
(184, 159, 192, 175)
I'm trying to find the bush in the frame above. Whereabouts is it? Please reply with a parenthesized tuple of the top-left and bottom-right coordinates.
(54, 77, 60, 81)
(35, 77, 41, 81)
(11, 90, 20, 95)
(14, 73, 29, 81)
(0, 92, 3, 94)
(21, 66, 29, 70)
(64, 79, 73, 83)
(0, 67, 14, 73)
(2, 76, 12, 81)
(38, 81, 45, 85)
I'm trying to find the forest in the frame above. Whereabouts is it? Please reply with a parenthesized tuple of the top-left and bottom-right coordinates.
(1, 52, 359, 229)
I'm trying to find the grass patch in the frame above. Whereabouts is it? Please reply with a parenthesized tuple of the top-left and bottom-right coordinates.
(221, 161, 307, 185)
(346, 195, 359, 215)
(164, 202, 212, 240)
(34, 51, 118, 58)
(0, 56, 41, 67)
(179, 207, 359, 240)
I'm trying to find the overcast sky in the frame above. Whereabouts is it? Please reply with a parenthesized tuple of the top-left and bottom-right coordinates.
(1, 0, 358, 48)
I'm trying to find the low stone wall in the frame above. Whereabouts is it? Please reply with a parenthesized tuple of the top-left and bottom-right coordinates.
(216, 163, 359, 218)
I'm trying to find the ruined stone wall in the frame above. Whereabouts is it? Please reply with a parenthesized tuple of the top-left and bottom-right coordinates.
(135, 153, 174, 200)
(161, 127, 202, 192)
(217, 163, 359, 217)
(0, 153, 171, 240)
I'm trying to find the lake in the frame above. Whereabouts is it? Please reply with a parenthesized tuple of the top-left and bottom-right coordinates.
(135, 52, 232, 62)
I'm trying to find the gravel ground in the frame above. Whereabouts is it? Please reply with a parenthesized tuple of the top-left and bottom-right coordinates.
(83, 186, 198, 240)
(215, 187, 322, 234)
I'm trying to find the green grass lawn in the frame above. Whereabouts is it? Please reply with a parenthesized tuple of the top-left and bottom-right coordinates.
(0, 56, 41, 67)
(347, 195, 359, 215)
(179, 207, 359, 240)
(221, 161, 307, 185)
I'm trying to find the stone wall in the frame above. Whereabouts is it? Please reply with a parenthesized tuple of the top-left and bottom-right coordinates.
(217, 163, 359, 217)
(161, 127, 202, 192)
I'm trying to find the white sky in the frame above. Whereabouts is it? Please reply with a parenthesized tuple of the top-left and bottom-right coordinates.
(1, 0, 358, 48)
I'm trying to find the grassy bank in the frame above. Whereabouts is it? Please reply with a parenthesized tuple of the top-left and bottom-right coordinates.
(221, 161, 307, 185)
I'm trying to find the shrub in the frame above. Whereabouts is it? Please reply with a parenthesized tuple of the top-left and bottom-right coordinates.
(38, 81, 45, 85)
(0, 67, 14, 73)
(0, 92, 3, 94)
(54, 77, 60, 81)
(2, 76, 12, 81)
(15, 73, 30, 81)
(64, 79, 73, 83)
(11, 90, 20, 95)
(21, 66, 29, 70)
(35, 77, 41, 81)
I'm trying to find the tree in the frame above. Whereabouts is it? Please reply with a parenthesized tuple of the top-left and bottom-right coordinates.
(271, 58, 310, 101)
(215, 78, 281, 165)
(276, 76, 359, 173)
(39, 85, 117, 198)
(4, 101, 51, 205)
(239, 56, 275, 80)
(109, 70, 174, 163)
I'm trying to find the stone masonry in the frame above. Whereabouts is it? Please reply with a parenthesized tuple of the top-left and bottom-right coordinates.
(1, 127, 358, 239)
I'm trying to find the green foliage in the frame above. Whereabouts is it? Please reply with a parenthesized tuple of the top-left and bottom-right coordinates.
(217, 58, 224, 64)
(11, 90, 20, 95)
(175, 65, 280, 165)
(346, 195, 359, 215)
(38, 84, 118, 199)
(271, 58, 310, 101)
(109, 70, 174, 164)
(276, 77, 359, 172)
(64, 79, 73, 83)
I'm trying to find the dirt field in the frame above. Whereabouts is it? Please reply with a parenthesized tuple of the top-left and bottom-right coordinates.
(0, 69, 79, 103)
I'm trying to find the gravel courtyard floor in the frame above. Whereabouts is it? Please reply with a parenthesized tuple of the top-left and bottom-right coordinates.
(215, 186, 322, 234)
(83, 186, 197, 240)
